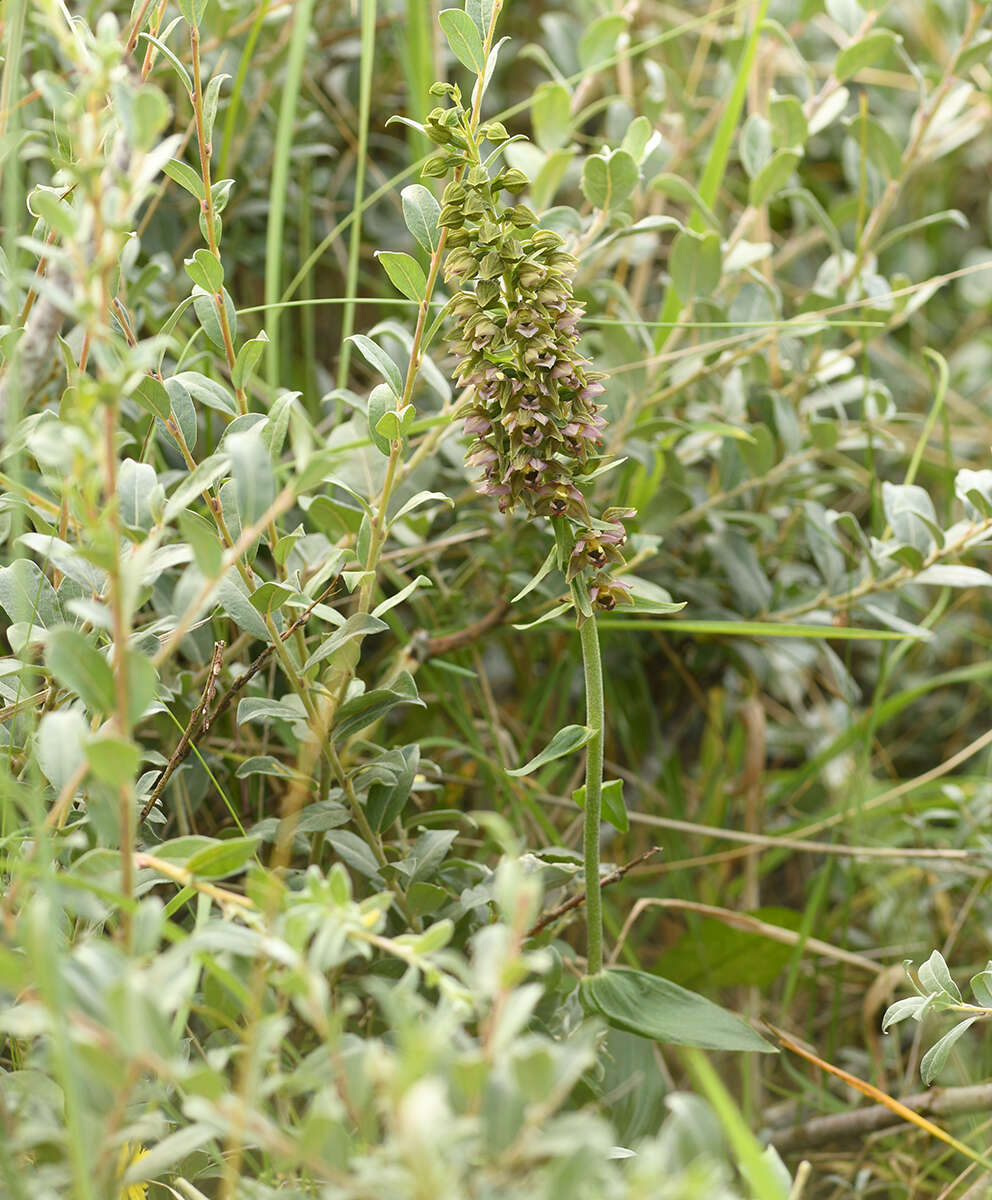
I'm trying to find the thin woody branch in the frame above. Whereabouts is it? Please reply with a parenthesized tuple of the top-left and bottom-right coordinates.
(525, 846, 661, 939)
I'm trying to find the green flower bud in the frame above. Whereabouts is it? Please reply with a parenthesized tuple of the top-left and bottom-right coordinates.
(509, 204, 537, 228)
(438, 203, 466, 228)
(496, 168, 529, 193)
(422, 154, 452, 178)
(478, 250, 504, 280)
(442, 181, 467, 206)
(480, 120, 510, 144)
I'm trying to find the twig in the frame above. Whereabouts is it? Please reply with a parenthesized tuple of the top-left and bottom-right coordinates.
(139, 640, 225, 821)
(769, 1082, 992, 1153)
(416, 601, 510, 660)
(208, 579, 340, 728)
(140, 579, 339, 822)
(525, 846, 661, 939)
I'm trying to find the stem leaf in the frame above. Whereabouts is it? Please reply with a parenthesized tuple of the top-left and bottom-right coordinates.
(506, 723, 593, 777)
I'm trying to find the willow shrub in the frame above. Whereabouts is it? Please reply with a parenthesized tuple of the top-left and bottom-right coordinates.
(3, 0, 992, 1194)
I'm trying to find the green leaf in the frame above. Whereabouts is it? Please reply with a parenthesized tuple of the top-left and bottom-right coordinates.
(347, 333, 404, 397)
(44, 627, 115, 715)
(332, 671, 425, 741)
(0, 558, 63, 628)
(835, 29, 899, 83)
(389, 490, 453, 525)
(533, 82, 572, 151)
(139, 33, 193, 92)
(375, 250, 427, 302)
(573, 778, 628, 833)
(29, 187, 75, 237)
(367, 383, 395, 456)
(248, 581, 293, 616)
(749, 149, 801, 206)
(507, 724, 593, 777)
(438, 8, 485, 73)
(669, 229, 722, 302)
(232, 331, 269, 390)
(184, 247, 224, 293)
(186, 836, 261, 880)
(401, 184, 441, 254)
(162, 157, 204, 201)
(465, 0, 494, 37)
(36, 710, 88, 792)
(580, 967, 776, 1052)
(226, 429, 276, 527)
(739, 114, 772, 179)
(371, 575, 432, 618)
(177, 0, 208, 25)
(85, 733, 142, 788)
(918, 949, 962, 1002)
(178, 509, 223, 576)
(582, 149, 638, 211)
(132, 375, 172, 421)
(920, 1018, 977, 1086)
(913, 565, 992, 588)
(303, 613, 388, 672)
(650, 173, 721, 231)
(578, 12, 627, 69)
(162, 452, 230, 522)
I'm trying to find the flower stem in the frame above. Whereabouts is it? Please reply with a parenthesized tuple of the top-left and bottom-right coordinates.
(573, 585, 605, 975)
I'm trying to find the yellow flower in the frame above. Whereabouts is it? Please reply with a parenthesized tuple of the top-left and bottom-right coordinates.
(117, 1143, 149, 1200)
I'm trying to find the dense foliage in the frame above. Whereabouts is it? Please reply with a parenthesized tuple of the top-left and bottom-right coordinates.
(3, 0, 992, 1195)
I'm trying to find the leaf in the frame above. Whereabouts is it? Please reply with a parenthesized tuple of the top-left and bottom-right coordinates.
(511, 544, 559, 603)
(533, 82, 572, 151)
(372, 575, 432, 618)
(390, 489, 453, 525)
(226, 429, 276, 527)
(465, 0, 495, 36)
(375, 250, 427, 303)
(882, 481, 938, 554)
(186, 836, 260, 879)
(835, 29, 899, 83)
(232, 331, 269, 390)
(162, 453, 230, 522)
(573, 778, 628, 833)
(580, 967, 776, 1052)
(36, 710, 88, 792)
(162, 157, 204, 200)
(184, 247, 224, 293)
(438, 8, 485, 73)
(366, 744, 419, 833)
(507, 724, 593, 777)
(401, 184, 441, 254)
(332, 671, 425, 741)
(578, 12, 627, 69)
(651, 173, 721, 230)
(582, 149, 638, 211)
(748, 149, 801, 207)
(913, 565, 992, 588)
(132, 375, 172, 420)
(85, 733, 141, 788)
(173, 370, 238, 417)
(347, 334, 404, 397)
(0, 558, 63, 628)
(918, 949, 962, 1002)
(512, 600, 573, 630)
(882, 995, 929, 1031)
(44, 628, 115, 716)
(740, 114, 772, 179)
(920, 1018, 977, 1086)
(669, 229, 723, 302)
(303, 613, 388, 672)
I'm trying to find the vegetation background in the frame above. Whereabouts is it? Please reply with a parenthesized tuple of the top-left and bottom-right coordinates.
(3, 0, 992, 1195)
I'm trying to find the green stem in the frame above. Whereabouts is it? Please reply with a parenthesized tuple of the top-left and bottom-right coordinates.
(574, 590, 605, 975)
